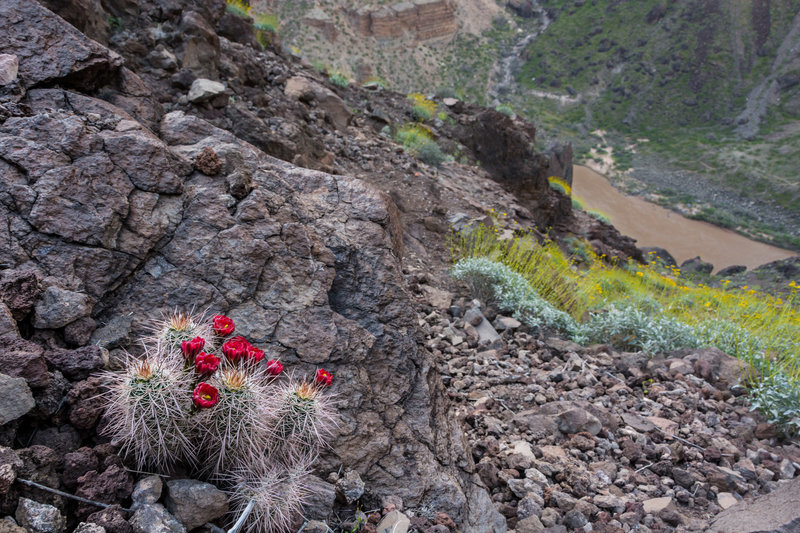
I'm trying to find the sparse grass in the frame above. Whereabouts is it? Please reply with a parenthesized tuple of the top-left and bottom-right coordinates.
(450, 225, 800, 436)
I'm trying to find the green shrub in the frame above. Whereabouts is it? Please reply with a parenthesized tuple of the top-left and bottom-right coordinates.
(495, 104, 515, 117)
(329, 72, 349, 88)
(394, 124, 447, 167)
(452, 258, 580, 336)
(749, 373, 800, 437)
(408, 93, 437, 122)
(415, 139, 447, 167)
(411, 105, 433, 121)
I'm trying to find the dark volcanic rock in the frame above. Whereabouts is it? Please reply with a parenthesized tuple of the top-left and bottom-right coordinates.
(44, 346, 105, 381)
(641, 246, 678, 268)
(163, 479, 228, 531)
(66, 376, 106, 430)
(680, 256, 714, 275)
(447, 110, 567, 228)
(0, 374, 35, 425)
(86, 506, 132, 533)
(0, 0, 123, 90)
(1, 79, 502, 531)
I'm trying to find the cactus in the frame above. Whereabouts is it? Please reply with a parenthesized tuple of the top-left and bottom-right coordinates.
(194, 365, 274, 477)
(102, 312, 337, 532)
(271, 380, 337, 463)
(101, 352, 196, 471)
(145, 310, 217, 361)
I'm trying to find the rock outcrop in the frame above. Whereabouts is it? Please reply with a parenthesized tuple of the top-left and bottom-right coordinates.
(347, 0, 457, 41)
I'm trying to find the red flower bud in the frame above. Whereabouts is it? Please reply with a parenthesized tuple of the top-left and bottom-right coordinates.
(212, 315, 235, 337)
(265, 359, 283, 376)
(195, 352, 221, 376)
(181, 336, 205, 360)
(315, 368, 333, 387)
(192, 382, 219, 408)
(222, 337, 249, 362)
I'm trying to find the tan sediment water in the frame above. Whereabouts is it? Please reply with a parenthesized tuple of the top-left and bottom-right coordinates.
(572, 165, 797, 272)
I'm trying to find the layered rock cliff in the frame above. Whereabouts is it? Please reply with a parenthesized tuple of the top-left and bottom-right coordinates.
(347, 0, 457, 41)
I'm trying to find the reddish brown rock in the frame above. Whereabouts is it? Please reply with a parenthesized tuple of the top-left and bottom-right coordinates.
(0, 335, 49, 388)
(0, 269, 41, 321)
(67, 376, 106, 430)
(76, 465, 134, 518)
(62, 447, 100, 490)
(194, 145, 222, 175)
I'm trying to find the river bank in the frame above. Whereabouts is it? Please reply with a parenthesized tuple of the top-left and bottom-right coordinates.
(572, 165, 797, 271)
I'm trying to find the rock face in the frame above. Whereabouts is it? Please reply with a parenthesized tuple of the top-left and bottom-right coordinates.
(0, 4, 501, 525)
(347, 0, 457, 41)
(284, 76, 352, 131)
(304, 8, 338, 42)
(447, 110, 567, 229)
(708, 477, 800, 532)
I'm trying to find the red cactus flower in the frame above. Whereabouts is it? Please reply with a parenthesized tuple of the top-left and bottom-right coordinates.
(265, 359, 283, 376)
(222, 337, 249, 362)
(195, 352, 221, 375)
(181, 336, 205, 360)
(246, 345, 265, 362)
(212, 315, 235, 337)
(192, 382, 219, 408)
(315, 368, 333, 387)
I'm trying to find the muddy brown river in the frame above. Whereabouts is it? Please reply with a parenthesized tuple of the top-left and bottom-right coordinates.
(572, 165, 797, 271)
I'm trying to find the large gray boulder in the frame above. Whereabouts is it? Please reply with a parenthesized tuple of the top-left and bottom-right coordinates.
(708, 477, 800, 532)
(163, 479, 228, 531)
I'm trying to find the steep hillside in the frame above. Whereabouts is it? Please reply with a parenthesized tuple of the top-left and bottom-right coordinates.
(513, 0, 800, 249)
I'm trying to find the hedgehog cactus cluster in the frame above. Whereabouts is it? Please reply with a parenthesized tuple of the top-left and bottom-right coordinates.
(102, 311, 336, 533)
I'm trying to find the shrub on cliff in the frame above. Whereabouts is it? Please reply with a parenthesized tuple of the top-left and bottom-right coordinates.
(394, 124, 447, 167)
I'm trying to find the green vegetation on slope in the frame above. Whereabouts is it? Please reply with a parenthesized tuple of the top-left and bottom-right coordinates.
(451, 225, 800, 436)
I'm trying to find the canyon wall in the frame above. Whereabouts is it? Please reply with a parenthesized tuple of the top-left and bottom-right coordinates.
(347, 0, 457, 41)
